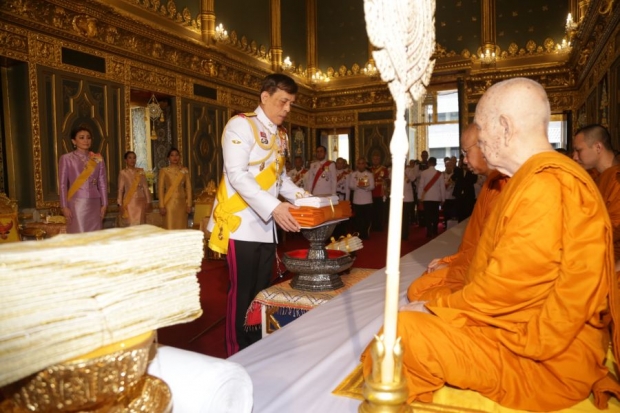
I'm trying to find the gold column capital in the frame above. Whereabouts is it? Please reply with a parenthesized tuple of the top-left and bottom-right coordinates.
(270, 0, 282, 71)
(480, 0, 496, 50)
(200, 0, 215, 44)
(306, 0, 317, 79)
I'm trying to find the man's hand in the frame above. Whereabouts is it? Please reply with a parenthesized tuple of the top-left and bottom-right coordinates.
(427, 258, 447, 273)
(400, 301, 430, 314)
(272, 202, 301, 232)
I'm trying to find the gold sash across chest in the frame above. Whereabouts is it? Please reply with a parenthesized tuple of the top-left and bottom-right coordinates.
(163, 169, 186, 206)
(209, 115, 285, 255)
(209, 155, 284, 255)
(67, 158, 98, 201)
(122, 170, 143, 218)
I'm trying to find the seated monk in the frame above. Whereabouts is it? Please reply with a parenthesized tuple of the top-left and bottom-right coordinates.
(363, 77, 620, 411)
(572, 124, 620, 264)
(407, 123, 508, 301)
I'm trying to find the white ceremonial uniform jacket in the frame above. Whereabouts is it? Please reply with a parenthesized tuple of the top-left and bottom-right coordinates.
(417, 166, 446, 202)
(305, 159, 337, 196)
(349, 170, 375, 205)
(403, 166, 419, 203)
(207, 106, 303, 243)
(288, 167, 308, 188)
(336, 169, 351, 200)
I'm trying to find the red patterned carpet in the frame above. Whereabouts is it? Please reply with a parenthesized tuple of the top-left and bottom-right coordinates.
(157, 220, 445, 359)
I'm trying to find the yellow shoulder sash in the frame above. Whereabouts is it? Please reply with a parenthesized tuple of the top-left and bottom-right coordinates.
(122, 169, 143, 218)
(208, 155, 284, 254)
(68, 158, 98, 201)
(163, 169, 186, 206)
(209, 115, 283, 254)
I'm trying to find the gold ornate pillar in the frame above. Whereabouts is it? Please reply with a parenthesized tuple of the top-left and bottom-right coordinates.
(578, 0, 590, 21)
(569, 0, 579, 18)
(480, 0, 496, 52)
(270, 0, 283, 72)
(306, 0, 318, 79)
(200, 0, 215, 44)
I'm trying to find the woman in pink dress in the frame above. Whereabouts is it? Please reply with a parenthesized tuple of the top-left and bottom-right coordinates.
(58, 126, 108, 233)
(117, 151, 151, 227)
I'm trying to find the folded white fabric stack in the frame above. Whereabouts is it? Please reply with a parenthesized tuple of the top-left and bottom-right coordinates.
(0, 225, 204, 387)
(326, 235, 363, 253)
(294, 195, 339, 208)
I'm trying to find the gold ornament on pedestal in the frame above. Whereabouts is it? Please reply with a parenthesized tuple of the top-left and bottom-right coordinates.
(361, 0, 435, 411)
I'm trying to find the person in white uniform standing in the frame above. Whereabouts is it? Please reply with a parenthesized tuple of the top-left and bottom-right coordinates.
(305, 145, 337, 196)
(207, 74, 303, 356)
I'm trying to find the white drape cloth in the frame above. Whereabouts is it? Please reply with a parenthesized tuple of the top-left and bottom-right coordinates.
(149, 346, 253, 413)
(229, 221, 466, 412)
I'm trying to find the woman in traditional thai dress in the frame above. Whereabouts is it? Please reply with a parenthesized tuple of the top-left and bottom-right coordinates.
(158, 147, 192, 229)
(117, 151, 151, 227)
(58, 125, 108, 233)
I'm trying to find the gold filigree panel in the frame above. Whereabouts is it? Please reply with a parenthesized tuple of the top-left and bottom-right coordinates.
(465, 69, 575, 108)
(315, 113, 357, 128)
(184, 100, 226, 192)
(129, 66, 176, 91)
(0, 0, 276, 102)
(229, 92, 258, 113)
(0, 25, 29, 59)
(359, 125, 393, 166)
(314, 89, 393, 110)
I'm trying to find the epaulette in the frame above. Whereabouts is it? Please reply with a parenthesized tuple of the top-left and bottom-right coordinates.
(237, 112, 257, 118)
(279, 125, 288, 133)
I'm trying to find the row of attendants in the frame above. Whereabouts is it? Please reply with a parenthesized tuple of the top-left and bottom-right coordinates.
(58, 125, 191, 234)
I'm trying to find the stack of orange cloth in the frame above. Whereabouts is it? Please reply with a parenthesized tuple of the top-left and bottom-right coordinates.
(290, 200, 352, 227)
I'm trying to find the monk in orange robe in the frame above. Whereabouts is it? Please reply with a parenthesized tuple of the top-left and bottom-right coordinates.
(363, 77, 620, 411)
(572, 124, 620, 262)
(407, 123, 508, 301)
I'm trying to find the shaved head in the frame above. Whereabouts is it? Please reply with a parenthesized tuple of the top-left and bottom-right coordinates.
(572, 124, 616, 172)
(474, 77, 552, 176)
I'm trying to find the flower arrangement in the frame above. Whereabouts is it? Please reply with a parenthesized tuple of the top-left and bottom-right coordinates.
(144, 169, 156, 186)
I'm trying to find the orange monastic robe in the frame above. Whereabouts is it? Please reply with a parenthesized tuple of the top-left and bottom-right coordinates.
(407, 170, 508, 301)
(364, 152, 620, 411)
(596, 164, 620, 260)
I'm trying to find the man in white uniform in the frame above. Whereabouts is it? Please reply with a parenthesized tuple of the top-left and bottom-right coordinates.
(207, 74, 303, 356)
(349, 158, 375, 239)
(417, 157, 446, 238)
(305, 145, 337, 196)
(287, 155, 308, 187)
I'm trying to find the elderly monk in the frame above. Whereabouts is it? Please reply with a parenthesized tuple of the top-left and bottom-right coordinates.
(572, 124, 620, 264)
(363, 77, 620, 411)
(407, 124, 508, 301)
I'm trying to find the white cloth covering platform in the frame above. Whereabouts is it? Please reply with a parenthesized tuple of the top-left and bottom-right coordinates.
(148, 346, 253, 413)
(229, 222, 466, 413)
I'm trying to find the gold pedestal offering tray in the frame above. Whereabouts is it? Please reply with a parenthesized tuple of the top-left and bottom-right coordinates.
(0, 331, 171, 413)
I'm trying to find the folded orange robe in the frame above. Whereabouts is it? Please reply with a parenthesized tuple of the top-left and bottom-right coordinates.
(407, 170, 509, 301)
(364, 152, 620, 411)
(290, 200, 352, 227)
(596, 164, 620, 260)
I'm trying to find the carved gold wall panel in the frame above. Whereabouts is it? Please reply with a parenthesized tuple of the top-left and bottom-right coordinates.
(183, 100, 227, 194)
(1, 0, 618, 209)
(359, 124, 393, 166)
